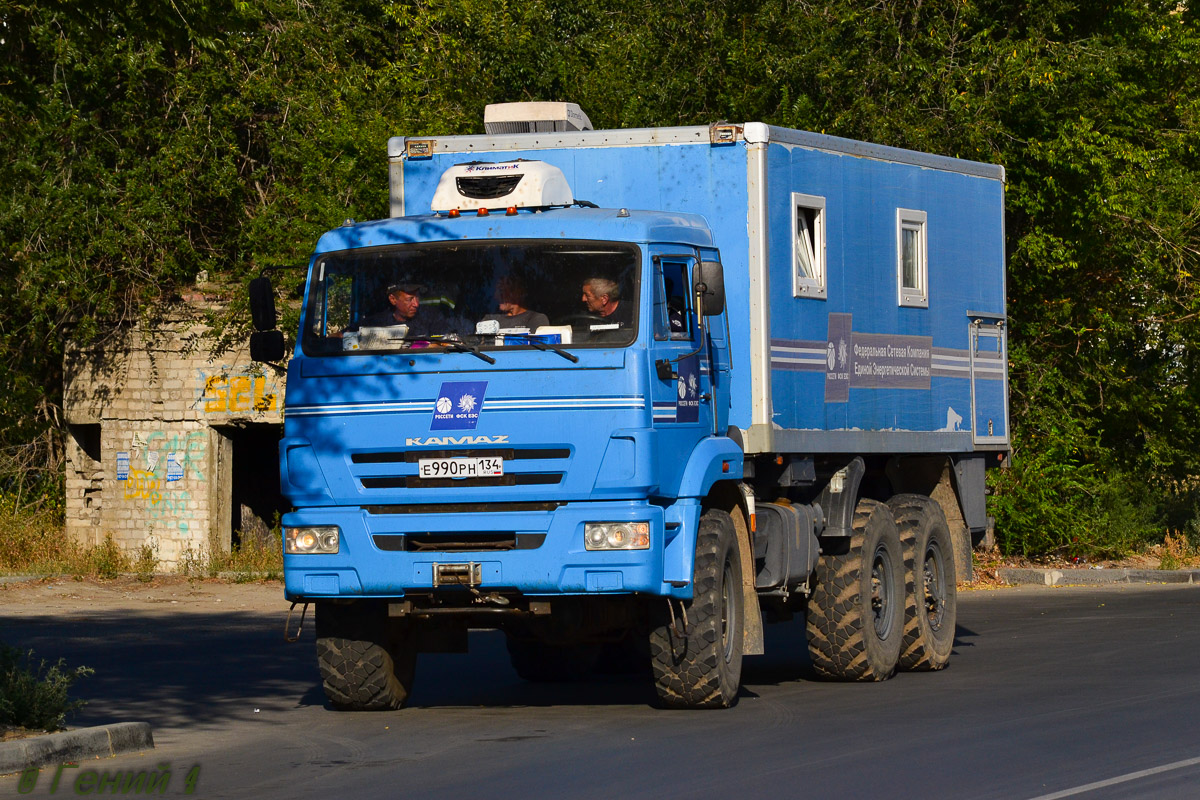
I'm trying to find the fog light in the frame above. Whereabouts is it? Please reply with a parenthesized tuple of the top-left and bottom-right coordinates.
(584, 522, 650, 551)
(285, 526, 340, 554)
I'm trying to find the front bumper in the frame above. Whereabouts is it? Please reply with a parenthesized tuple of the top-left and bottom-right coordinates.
(282, 499, 700, 601)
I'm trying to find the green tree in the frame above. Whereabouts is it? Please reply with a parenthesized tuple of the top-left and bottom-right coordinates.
(2, 0, 1198, 555)
(0, 0, 401, 502)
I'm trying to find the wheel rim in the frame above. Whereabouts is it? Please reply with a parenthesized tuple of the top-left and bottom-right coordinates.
(922, 540, 947, 631)
(720, 557, 738, 664)
(870, 544, 895, 640)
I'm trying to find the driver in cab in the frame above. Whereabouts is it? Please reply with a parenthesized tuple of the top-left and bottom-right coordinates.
(581, 277, 632, 329)
(356, 281, 465, 338)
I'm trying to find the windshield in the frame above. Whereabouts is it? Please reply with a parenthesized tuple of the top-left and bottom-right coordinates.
(302, 239, 641, 356)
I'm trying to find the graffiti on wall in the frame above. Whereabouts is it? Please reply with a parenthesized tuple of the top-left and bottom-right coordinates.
(197, 367, 278, 414)
(120, 430, 207, 534)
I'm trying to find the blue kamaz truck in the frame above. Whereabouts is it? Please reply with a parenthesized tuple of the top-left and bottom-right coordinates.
(250, 103, 1008, 709)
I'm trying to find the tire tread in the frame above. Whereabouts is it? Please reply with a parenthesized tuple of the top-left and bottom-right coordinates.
(649, 510, 742, 708)
(805, 499, 902, 681)
(889, 493, 957, 671)
(314, 603, 414, 711)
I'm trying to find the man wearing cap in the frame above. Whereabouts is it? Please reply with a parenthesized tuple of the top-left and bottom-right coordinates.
(359, 281, 423, 328)
(356, 280, 467, 338)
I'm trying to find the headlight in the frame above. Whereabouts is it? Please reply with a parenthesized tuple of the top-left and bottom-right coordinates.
(285, 526, 340, 554)
(584, 522, 650, 551)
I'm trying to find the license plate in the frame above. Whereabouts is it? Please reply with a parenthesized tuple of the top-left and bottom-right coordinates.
(418, 456, 505, 479)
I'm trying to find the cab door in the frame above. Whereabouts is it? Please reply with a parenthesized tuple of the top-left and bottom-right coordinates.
(649, 249, 708, 490)
(698, 247, 730, 436)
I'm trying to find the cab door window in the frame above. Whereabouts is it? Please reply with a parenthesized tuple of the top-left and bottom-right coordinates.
(654, 260, 691, 341)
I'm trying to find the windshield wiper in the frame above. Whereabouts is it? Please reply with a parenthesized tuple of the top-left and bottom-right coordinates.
(379, 335, 496, 364)
(522, 339, 579, 363)
(431, 339, 496, 364)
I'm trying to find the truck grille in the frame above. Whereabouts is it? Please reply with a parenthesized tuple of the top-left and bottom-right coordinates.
(363, 502, 564, 515)
(361, 473, 562, 489)
(372, 533, 547, 552)
(352, 446, 570, 491)
(352, 448, 570, 463)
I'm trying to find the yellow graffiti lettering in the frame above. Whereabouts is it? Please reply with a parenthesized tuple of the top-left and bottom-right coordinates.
(229, 376, 252, 411)
(201, 373, 277, 413)
(124, 470, 161, 505)
(203, 374, 228, 413)
(253, 376, 277, 412)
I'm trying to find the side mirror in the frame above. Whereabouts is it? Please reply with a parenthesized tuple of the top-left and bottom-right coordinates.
(249, 276, 278, 332)
(695, 260, 725, 316)
(249, 330, 286, 363)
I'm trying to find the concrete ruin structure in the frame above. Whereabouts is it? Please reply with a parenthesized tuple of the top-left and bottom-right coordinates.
(63, 306, 286, 569)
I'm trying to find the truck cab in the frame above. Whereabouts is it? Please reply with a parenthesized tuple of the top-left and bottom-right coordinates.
(282, 201, 739, 599)
(256, 160, 748, 708)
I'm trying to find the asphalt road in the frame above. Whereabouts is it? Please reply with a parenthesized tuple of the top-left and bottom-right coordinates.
(3, 582, 1200, 799)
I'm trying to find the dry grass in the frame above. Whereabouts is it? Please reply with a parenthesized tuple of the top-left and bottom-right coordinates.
(0, 509, 130, 578)
(970, 530, 1200, 577)
(178, 530, 283, 580)
(0, 508, 281, 579)
(963, 547, 1015, 589)
(1152, 532, 1200, 571)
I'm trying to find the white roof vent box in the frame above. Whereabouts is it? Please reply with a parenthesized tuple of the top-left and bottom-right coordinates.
(431, 160, 574, 212)
(483, 102, 593, 134)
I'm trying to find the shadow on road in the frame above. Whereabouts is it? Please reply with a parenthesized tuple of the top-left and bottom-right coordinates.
(1, 608, 311, 731)
(0, 602, 877, 722)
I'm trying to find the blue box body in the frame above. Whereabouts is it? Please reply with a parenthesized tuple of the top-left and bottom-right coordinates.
(392, 124, 1008, 454)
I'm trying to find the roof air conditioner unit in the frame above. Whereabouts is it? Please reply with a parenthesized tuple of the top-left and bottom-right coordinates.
(483, 102, 593, 134)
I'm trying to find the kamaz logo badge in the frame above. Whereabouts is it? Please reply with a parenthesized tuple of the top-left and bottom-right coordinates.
(405, 435, 510, 446)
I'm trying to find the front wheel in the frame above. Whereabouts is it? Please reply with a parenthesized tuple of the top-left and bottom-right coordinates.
(649, 509, 744, 708)
(315, 602, 416, 710)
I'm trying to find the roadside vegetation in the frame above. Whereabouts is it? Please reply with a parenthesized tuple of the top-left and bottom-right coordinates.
(0, 645, 93, 733)
(178, 530, 284, 581)
(0, 504, 282, 580)
(1, 1, 1198, 561)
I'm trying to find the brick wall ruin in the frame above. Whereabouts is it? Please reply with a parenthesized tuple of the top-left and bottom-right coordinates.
(63, 312, 285, 569)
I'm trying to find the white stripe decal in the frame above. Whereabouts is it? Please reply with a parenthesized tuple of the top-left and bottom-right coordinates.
(290, 397, 645, 416)
(770, 346, 827, 355)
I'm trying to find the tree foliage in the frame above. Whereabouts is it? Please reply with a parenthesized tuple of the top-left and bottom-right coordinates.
(2, 0, 1199, 553)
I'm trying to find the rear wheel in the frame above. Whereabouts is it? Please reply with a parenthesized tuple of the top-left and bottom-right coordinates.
(889, 494, 957, 671)
(805, 499, 903, 681)
(649, 509, 743, 708)
(315, 603, 416, 710)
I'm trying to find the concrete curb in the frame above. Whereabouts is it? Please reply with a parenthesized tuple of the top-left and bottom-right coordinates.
(997, 567, 1200, 587)
(0, 722, 154, 774)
